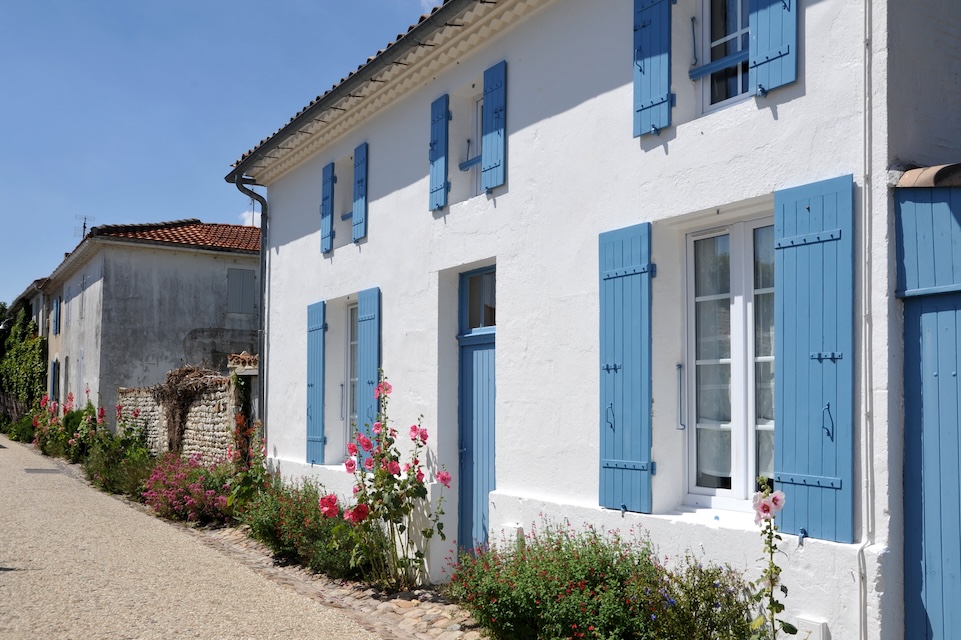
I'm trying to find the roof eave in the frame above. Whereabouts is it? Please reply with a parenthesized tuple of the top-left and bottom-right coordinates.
(224, 0, 478, 185)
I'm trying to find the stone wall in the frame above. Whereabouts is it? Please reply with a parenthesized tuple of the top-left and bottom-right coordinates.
(118, 376, 239, 466)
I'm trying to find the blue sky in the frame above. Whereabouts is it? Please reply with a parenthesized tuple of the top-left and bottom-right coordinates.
(0, 0, 440, 307)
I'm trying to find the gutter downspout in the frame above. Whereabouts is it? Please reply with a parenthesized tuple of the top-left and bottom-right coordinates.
(234, 175, 269, 444)
(858, 0, 876, 638)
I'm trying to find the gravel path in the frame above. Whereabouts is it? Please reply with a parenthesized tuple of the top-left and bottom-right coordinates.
(0, 434, 383, 640)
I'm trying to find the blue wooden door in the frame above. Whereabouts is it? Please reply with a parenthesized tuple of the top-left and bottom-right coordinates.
(904, 292, 961, 640)
(458, 268, 496, 549)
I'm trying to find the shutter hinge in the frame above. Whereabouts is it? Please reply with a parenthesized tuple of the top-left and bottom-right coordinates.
(323, 436, 328, 445)
(651, 461, 657, 476)
(651, 263, 657, 277)
(322, 322, 328, 331)
(602, 363, 621, 372)
(810, 351, 842, 361)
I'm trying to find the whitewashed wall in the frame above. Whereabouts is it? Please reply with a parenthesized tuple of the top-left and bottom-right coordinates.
(257, 1, 961, 637)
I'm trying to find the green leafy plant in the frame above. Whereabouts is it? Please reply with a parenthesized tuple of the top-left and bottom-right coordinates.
(83, 407, 155, 499)
(749, 480, 797, 639)
(0, 310, 47, 416)
(340, 374, 448, 591)
(242, 477, 364, 579)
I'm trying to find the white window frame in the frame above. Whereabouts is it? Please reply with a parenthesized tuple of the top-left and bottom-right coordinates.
(345, 303, 359, 447)
(685, 215, 773, 509)
(698, 0, 751, 114)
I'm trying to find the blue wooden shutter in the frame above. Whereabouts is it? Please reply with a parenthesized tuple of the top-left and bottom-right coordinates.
(749, 0, 798, 96)
(352, 142, 368, 242)
(52, 297, 60, 336)
(320, 162, 335, 253)
(306, 301, 326, 464)
(49, 360, 56, 398)
(429, 95, 450, 211)
(633, 0, 672, 137)
(774, 175, 854, 543)
(356, 287, 382, 443)
(599, 222, 654, 514)
(481, 61, 507, 192)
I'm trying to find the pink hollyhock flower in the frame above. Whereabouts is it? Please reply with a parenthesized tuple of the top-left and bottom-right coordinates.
(770, 490, 786, 511)
(372, 421, 382, 435)
(319, 494, 339, 518)
(437, 471, 452, 488)
(347, 442, 358, 456)
(388, 460, 401, 475)
(753, 494, 776, 525)
(419, 428, 429, 444)
(403, 463, 410, 473)
(364, 457, 375, 471)
(116, 404, 123, 420)
(416, 468, 425, 483)
(132, 408, 141, 419)
(353, 484, 361, 495)
(40, 395, 49, 409)
(96, 406, 105, 425)
(409, 425, 420, 441)
(345, 458, 357, 474)
(358, 434, 373, 452)
(351, 503, 370, 523)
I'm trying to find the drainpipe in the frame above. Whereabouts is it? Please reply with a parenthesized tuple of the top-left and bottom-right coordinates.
(234, 175, 269, 444)
(857, 0, 876, 638)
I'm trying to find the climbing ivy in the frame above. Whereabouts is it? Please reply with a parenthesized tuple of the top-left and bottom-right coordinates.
(0, 309, 47, 416)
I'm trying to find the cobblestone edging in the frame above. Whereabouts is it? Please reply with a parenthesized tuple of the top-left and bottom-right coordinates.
(185, 525, 485, 640)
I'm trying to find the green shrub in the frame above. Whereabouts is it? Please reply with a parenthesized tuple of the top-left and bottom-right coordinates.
(83, 426, 155, 499)
(243, 478, 364, 580)
(447, 522, 662, 639)
(447, 522, 757, 640)
(640, 553, 754, 639)
(5, 414, 35, 442)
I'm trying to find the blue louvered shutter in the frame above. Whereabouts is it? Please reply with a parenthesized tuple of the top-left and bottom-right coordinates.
(481, 61, 507, 192)
(774, 175, 854, 543)
(749, 0, 798, 96)
(633, 0, 672, 137)
(599, 222, 654, 514)
(49, 360, 56, 398)
(352, 142, 368, 242)
(356, 287, 382, 449)
(429, 95, 450, 211)
(320, 162, 335, 253)
(52, 297, 60, 336)
(306, 301, 326, 464)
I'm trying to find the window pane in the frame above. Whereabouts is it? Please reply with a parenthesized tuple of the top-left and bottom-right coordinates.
(696, 363, 731, 423)
(754, 226, 775, 289)
(755, 361, 774, 423)
(757, 427, 775, 480)
(467, 271, 496, 330)
(696, 299, 731, 360)
(694, 235, 730, 296)
(697, 426, 732, 489)
(754, 292, 774, 357)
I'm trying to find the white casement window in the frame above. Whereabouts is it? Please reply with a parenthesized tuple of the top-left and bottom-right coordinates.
(700, 0, 750, 111)
(346, 303, 359, 443)
(686, 218, 774, 505)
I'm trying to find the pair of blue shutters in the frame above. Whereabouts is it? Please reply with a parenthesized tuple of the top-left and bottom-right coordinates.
(320, 142, 369, 253)
(599, 175, 854, 544)
(634, 0, 798, 137)
(306, 287, 381, 464)
(429, 60, 507, 210)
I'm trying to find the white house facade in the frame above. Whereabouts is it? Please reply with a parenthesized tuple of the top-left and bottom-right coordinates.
(227, 1, 961, 638)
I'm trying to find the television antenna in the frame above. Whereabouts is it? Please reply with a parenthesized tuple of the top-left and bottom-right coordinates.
(75, 215, 96, 238)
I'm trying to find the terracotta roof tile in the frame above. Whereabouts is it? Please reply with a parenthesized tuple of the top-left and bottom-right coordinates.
(90, 218, 260, 253)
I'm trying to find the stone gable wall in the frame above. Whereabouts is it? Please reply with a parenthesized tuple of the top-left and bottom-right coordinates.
(118, 377, 238, 465)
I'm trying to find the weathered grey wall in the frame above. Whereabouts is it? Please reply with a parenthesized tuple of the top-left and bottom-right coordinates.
(100, 245, 258, 420)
